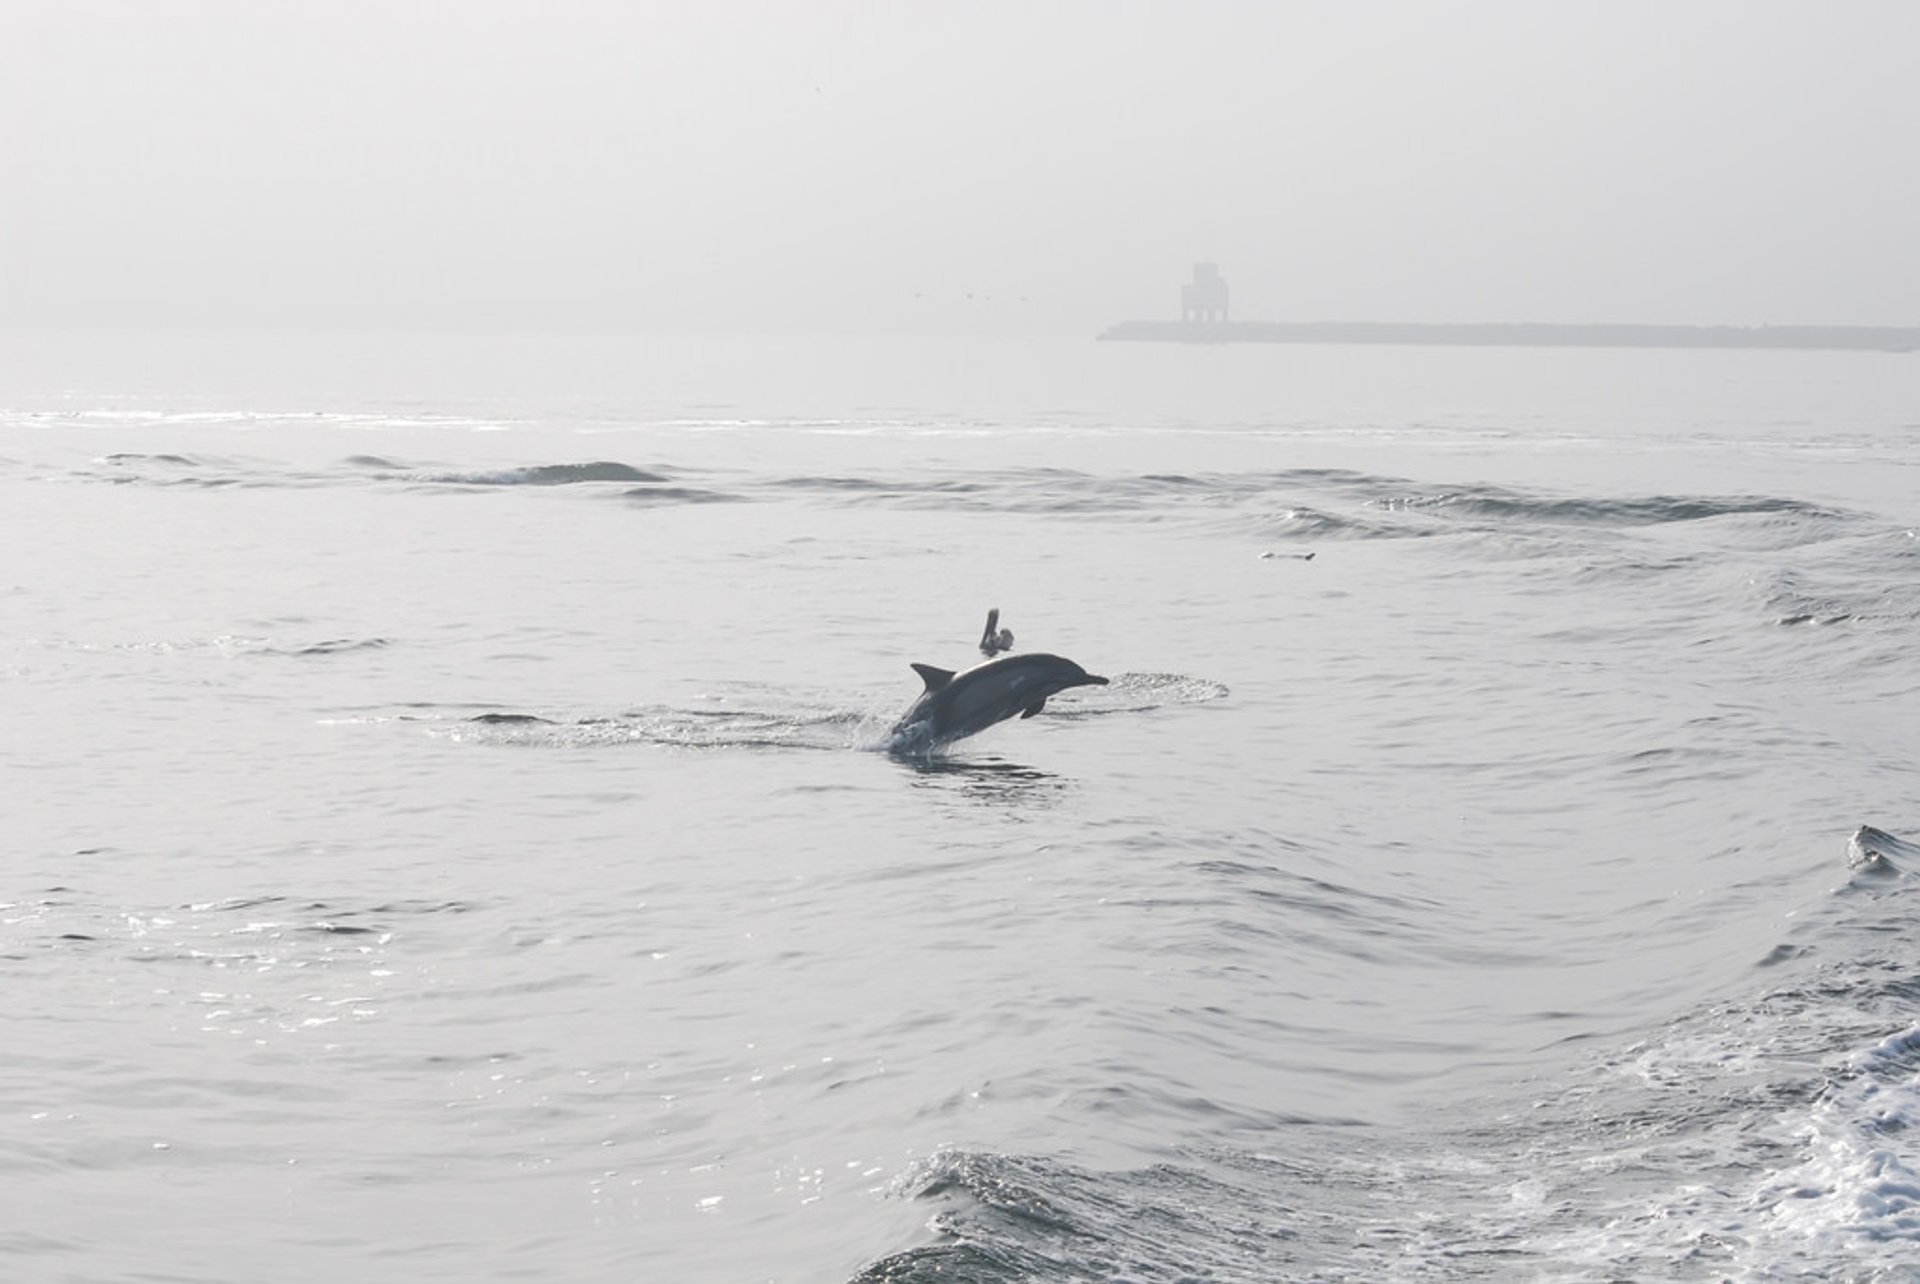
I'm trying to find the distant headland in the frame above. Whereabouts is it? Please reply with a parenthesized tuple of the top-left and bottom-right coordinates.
(1100, 265, 1919, 352)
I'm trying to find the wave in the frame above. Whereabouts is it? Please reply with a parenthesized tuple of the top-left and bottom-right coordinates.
(1381, 487, 1844, 529)
(618, 485, 739, 505)
(18, 634, 394, 660)
(63, 454, 684, 492)
(1524, 827, 1920, 1280)
(853, 1149, 1290, 1283)
(850, 824, 1920, 1283)
(418, 704, 883, 753)
(368, 457, 741, 504)
(100, 452, 199, 468)
(763, 468, 1865, 548)
(1762, 531, 1920, 629)
(1850, 824, 1915, 874)
(409, 460, 672, 486)
(277, 637, 394, 657)
(41, 451, 1884, 558)
(88, 452, 261, 489)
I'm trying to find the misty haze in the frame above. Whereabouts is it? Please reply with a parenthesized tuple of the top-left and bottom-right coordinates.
(5, 1, 1919, 333)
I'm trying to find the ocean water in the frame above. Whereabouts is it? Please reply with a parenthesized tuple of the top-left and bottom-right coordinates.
(3, 330, 1918, 1282)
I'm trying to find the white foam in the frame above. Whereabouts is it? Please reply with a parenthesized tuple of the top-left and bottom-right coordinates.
(1738, 1048, 1920, 1258)
(1549, 1022, 1920, 1280)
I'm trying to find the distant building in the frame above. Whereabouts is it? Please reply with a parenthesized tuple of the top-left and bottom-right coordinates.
(1181, 262, 1229, 323)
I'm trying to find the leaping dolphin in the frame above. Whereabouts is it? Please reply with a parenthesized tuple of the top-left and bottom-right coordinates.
(888, 652, 1108, 753)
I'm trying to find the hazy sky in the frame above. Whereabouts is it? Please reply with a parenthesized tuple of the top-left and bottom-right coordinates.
(4, 1, 1916, 333)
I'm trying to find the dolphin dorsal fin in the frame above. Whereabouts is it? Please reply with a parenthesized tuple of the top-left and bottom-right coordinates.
(910, 662, 956, 692)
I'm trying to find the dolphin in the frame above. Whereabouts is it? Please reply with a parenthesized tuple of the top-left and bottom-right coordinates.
(888, 652, 1109, 753)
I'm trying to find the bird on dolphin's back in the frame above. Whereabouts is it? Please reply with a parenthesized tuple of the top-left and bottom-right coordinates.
(888, 651, 1109, 753)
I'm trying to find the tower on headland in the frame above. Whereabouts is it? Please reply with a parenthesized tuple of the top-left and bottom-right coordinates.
(1181, 262, 1229, 323)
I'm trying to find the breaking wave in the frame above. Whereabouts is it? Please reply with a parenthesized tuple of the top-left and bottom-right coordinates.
(853, 824, 1920, 1283)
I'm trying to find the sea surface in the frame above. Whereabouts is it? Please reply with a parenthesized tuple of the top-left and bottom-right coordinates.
(3, 330, 1918, 1282)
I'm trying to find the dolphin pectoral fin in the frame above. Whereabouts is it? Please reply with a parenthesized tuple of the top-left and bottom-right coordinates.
(1020, 697, 1048, 719)
(910, 662, 956, 692)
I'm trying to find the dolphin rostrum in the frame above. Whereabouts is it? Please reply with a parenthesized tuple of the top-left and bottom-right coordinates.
(888, 652, 1109, 753)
